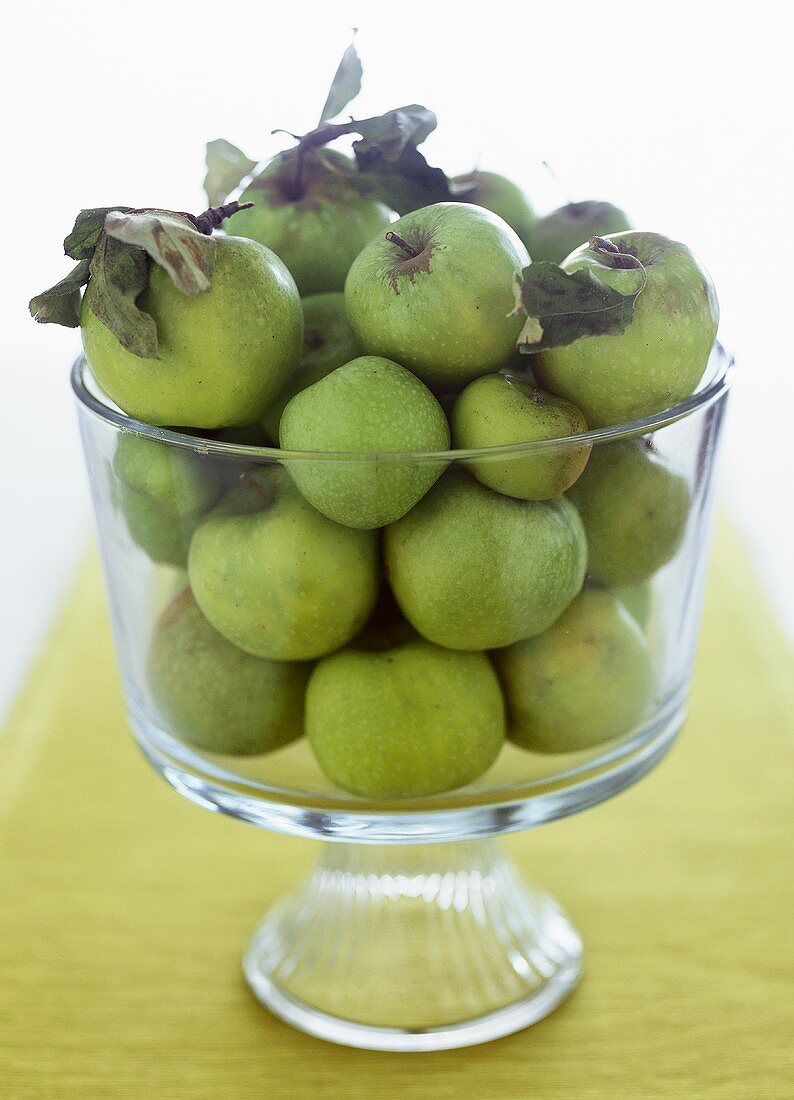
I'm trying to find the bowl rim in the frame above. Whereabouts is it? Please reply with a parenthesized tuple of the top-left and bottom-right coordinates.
(71, 343, 733, 463)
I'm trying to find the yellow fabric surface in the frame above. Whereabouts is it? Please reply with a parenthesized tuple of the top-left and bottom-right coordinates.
(1, 522, 792, 1099)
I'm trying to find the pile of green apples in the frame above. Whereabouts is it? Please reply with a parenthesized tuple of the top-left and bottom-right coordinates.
(31, 42, 719, 800)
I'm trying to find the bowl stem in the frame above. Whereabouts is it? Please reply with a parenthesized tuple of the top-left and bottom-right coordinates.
(243, 837, 582, 1051)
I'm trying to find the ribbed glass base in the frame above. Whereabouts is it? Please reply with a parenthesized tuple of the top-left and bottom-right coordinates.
(243, 839, 582, 1051)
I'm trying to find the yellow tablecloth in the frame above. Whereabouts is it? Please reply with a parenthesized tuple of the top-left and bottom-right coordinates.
(1, 522, 792, 1098)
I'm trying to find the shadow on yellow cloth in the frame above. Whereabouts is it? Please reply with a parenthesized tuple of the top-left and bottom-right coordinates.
(1, 519, 792, 1098)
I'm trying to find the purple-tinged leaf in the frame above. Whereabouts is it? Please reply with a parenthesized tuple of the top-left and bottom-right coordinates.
(353, 142, 453, 214)
(352, 105, 437, 161)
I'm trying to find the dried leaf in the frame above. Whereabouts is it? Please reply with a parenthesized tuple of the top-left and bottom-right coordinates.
(204, 139, 257, 206)
(352, 105, 437, 161)
(515, 258, 645, 353)
(105, 210, 216, 297)
(353, 142, 453, 214)
(516, 314, 544, 347)
(88, 235, 159, 358)
(319, 36, 362, 124)
(29, 259, 91, 327)
(64, 207, 133, 260)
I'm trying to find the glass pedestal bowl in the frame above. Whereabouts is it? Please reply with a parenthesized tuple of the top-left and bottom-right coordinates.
(72, 346, 730, 1051)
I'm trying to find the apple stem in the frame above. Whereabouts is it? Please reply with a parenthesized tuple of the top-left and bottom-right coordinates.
(290, 148, 308, 202)
(590, 236, 646, 275)
(183, 201, 255, 235)
(541, 160, 574, 205)
(591, 236, 619, 254)
(385, 231, 420, 259)
(239, 470, 277, 509)
(275, 119, 361, 201)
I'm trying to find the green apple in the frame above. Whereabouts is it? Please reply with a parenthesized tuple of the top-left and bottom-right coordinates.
(385, 470, 587, 650)
(451, 374, 590, 499)
(615, 580, 652, 630)
(306, 634, 505, 798)
(113, 434, 220, 567)
(529, 200, 631, 263)
(82, 234, 303, 427)
(148, 588, 308, 755)
(452, 170, 536, 250)
(344, 202, 530, 391)
(188, 465, 379, 660)
(231, 149, 393, 296)
(494, 588, 654, 753)
(534, 231, 719, 427)
(568, 440, 690, 586)
(280, 356, 450, 528)
(261, 292, 362, 442)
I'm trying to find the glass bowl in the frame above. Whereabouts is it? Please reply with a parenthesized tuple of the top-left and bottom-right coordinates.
(72, 345, 731, 1050)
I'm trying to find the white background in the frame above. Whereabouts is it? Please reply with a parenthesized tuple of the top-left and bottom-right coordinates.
(1, 0, 792, 717)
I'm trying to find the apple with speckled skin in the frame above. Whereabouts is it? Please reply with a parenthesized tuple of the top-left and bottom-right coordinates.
(568, 440, 690, 586)
(188, 465, 379, 661)
(385, 470, 587, 650)
(344, 203, 529, 392)
(82, 232, 303, 428)
(262, 292, 361, 442)
(231, 149, 393, 297)
(113, 434, 220, 567)
(306, 629, 505, 799)
(280, 356, 449, 528)
(148, 589, 309, 755)
(615, 580, 652, 630)
(529, 200, 631, 264)
(534, 231, 719, 427)
(452, 170, 536, 251)
(451, 374, 590, 500)
(494, 588, 654, 753)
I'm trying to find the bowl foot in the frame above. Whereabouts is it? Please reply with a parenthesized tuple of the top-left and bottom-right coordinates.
(243, 839, 582, 1051)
